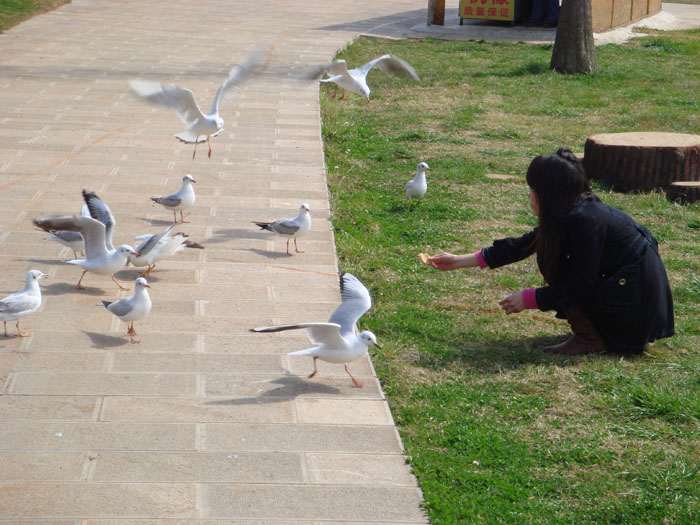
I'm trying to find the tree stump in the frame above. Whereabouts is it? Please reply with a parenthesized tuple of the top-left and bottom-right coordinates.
(584, 132, 700, 192)
(666, 181, 700, 204)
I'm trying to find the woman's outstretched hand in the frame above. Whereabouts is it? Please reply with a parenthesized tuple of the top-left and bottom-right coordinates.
(499, 291, 524, 314)
(429, 253, 461, 271)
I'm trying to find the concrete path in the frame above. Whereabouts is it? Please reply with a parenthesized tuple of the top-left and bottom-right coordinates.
(0, 0, 428, 522)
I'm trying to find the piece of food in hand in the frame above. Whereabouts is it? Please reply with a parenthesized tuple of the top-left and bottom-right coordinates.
(418, 253, 431, 265)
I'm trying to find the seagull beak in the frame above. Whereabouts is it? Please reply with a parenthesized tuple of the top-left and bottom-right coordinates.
(132, 251, 140, 257)
(373, 342, 382, 349)
(144, 284, 151, 288)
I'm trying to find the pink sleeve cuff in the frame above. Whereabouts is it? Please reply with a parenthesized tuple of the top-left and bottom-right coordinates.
(474, 251, 488, 269)
(522, 288, 538, 309)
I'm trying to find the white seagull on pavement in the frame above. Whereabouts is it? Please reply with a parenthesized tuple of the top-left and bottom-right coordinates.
(252, 203, 311, 255)
(0, 269, 46, 338)
(405, 161, 431, 206)
(311, 54, 420, 101)
(33, 215, 139, 291)
(129, 44, 268, 159)
(150, 174, 196, 224)
(101, 277, 152, 344)
(250, 273, 380, 387)
(128, 223, 204, 276)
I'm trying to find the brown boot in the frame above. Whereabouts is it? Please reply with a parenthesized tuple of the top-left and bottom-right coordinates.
(543, 306, 607, 356)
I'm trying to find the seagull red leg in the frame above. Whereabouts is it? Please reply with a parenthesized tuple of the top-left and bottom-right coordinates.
(344, 364, 363, 388)
(308, 356, 319, 378)
(16, 320, 29, 338)
(76, 270, 89, 289)
(112, 275, 129, 291)
(286, 238, 292, 256)
(207, 136, 212, 158)
(294, 238, 304, 254)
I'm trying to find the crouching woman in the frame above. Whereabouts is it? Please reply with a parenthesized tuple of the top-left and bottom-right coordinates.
(429, 148, 674, 355)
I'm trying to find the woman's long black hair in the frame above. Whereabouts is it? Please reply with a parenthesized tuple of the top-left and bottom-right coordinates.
(526, 147, 599, 283)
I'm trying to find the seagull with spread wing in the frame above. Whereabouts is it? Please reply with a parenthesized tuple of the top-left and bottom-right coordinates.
(310, 54, 420, 101)
(250, 273, 380, 387)
(129, 44, 268, 159)
(128, 223, 204, 276)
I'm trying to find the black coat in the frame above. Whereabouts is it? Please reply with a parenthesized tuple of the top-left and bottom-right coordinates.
(482, 197, 674, 353)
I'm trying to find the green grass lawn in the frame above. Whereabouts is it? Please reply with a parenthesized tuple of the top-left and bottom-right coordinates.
(0, 0, 69, 32)
(320, 31, 700, 523)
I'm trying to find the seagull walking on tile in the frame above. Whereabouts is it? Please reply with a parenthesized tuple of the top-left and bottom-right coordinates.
(310, 54, 420, 101)
(150, 174, 196, 224)
(405, 161, 431, 207)
(250, 273, 379, 387)
(129, 44, 268, 159)
(0, 270, 46, 337)
(253, 203, 311, 255)
(101, 277, 152, 343)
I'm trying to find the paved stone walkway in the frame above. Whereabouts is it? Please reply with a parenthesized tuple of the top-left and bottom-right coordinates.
(0, 0, 428, 522)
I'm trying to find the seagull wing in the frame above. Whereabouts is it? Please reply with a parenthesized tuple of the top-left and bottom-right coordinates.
(106, 297, 134, 318)
(129, 79, 206, 126)
(135, 223, 176, 256)
(33, 215, 108, 260)
(327, 273, 372, 338)
(0, 294, 38, 316)
(271, 218, 300, 236)
(359, 54, 420, 81)
(250, 322, 346, 348)
(49, 230, 83, 243)
(152, 194, 182, 208)
(82, 190, 116, 251)
(211, 44, 269, 114)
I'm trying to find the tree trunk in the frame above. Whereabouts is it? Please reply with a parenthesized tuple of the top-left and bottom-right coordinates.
(550, 0, 598, 74)
(584, 132, 700, 192)
(667, 182, 700, 204)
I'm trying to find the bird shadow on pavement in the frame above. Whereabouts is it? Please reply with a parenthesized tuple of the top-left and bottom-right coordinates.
(82, 331, 130, 348)
(204, 375, 340, 406)
(40, 282, 104, 296)
(207, 228, 268, 244)
(248, 248, 293, 260)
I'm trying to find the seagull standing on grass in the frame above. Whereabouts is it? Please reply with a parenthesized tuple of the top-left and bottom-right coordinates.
(311, 54, 420, 101)
(101, 277, 152, 344)
(129, 44, 268, 159)
(405, 161, 431, 206)
(0, 270, 46, 337)
(253, 203, 311, 255)
(250, 273, 380, 388)
(128, 223, 204, 276)
(150, 174, 196, 224)
(33, 215, 139, 291)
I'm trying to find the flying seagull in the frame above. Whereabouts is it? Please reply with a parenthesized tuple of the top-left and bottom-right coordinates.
(310, 54, 420, 101)
(0, 270, 46, 337)
(128, 223, 204, 276)
(150, 174, 196, 223)
(252, 203, 311, 255)
(129, 44, 268, 159)
(405, 161, 431, 206)
(250, 273, 380, 387)
(101, 277, 152, 344)
(33, 215, 138, 291)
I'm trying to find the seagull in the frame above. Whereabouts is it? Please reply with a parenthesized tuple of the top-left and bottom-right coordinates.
(45, 203, 92, 258)
(250, 273, 380, 387)
(129, 44, 268, 159)
(0, 270, 46, 337)
(150, 174, 196, 223)
(252, 203, 311, 255)
(101, 277, 152, 344)
(405, 161, 431, 206)
(128, 223, 204, 276)
(33, 215, 139, 291)
(310, 54, 420, 101)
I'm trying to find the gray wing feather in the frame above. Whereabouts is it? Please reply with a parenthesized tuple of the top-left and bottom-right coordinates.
(327, 273, 372, 338)
(107, 298, 134, 318)
(152, 195, 182, 208)
(50, 230, 83, 243)
(272, 219, 300, 236)
(211, 44, 269, 113)
(0, 295, 38, 315)
(250, 322, 346, 348)
(82, 190, 115, 250)
(33, 215, 107, 260)
(136, 223, 176, 256)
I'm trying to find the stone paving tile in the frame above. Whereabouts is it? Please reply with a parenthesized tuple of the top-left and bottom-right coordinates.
(0, 0, 428, 521)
